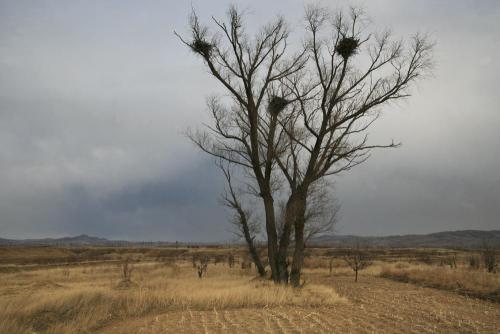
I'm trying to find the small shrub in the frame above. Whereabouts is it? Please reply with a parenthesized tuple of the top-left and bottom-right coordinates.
(344, 244, 372, 282)
(469, 256, 480, 270)
(481, 242, 497, 273)
(227, 254, 235, 268)
(121, 258, 133, 282)
(197, 256, 209, 278)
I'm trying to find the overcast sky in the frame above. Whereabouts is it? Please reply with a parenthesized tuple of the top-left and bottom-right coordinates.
(0, 0, 499, 241)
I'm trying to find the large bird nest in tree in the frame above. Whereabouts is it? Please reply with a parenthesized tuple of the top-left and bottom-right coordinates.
(269, 96, 289, 115)
(335, 37, 359, 60)
(191, 38, 213, 58)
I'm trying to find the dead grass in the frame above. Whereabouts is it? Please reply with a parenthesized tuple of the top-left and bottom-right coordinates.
(0, 262, 343, 334)
(1, 246, 499, 333)
(380, 263, 500, 302)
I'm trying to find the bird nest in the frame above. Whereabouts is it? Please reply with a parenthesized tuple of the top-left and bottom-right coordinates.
(335, 37, 359, 60)
(191, 38, 213, 58)
(269, 96, 289, 114)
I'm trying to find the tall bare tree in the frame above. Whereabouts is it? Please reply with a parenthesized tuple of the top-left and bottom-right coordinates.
(178, 5, 433, 286)
(176, 6, 306, 282)
(273, 6, 433, 286)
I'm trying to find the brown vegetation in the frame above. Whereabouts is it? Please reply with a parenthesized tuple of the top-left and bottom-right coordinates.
(380, 263, 500, 302)
(343, 244, 373, 282)
(0, 246, 498, 333)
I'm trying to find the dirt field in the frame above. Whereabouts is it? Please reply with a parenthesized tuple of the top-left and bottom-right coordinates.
(0, 247, 498, 333)
(101, 274, 499, 334)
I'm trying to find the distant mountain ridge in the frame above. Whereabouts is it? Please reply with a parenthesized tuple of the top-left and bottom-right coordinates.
(1, 230, 499, 248)
(312, 230, 500, 248)
(0, 234, 135, 246)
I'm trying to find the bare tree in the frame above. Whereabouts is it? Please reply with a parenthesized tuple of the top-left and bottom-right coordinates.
(344, 244, 372, 282)
(218, 161, 266, 277)
(176, 6, 306, 283)
(178, 4, 432, 286)
(272, 5, 433, 286)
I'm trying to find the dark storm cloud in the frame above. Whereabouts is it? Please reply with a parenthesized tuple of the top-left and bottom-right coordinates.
(0, 0, 499, 240)
(0, 159, 227, 241)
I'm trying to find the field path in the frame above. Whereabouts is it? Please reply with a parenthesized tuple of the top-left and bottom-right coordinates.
(100, 275, 500, 333)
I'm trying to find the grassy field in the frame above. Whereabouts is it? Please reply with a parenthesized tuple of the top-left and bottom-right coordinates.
(380, 262, 500, 302)
(0, 246, 498, 333)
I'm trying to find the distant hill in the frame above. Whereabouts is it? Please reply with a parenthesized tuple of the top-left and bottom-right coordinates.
(1, 230, 499, 248)
(311, 230, 500, 249)
(0, 234, 156, 246)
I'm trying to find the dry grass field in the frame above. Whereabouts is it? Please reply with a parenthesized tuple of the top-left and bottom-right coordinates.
(0, 246, 498, 333)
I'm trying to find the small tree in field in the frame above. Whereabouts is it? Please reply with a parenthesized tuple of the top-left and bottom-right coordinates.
(481, 241, 497, 273)
(197, 256, 209, 278)
(329, 257, 334, 275)
(344, 244, 372, 282)
(121, 257, 133, 283)
(468, 255, 480, 270)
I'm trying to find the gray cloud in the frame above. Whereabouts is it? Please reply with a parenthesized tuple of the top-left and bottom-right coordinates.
(0, 0, 499, 240)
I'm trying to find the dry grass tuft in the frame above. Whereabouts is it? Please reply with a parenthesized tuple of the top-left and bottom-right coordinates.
(380, 263, 500, 302)
(0, 262, 344, 333)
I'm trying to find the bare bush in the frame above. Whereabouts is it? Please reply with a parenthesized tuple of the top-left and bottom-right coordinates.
(121, 258, 133, 283)
(197, 256, 209, 278)
(61, 268, 70, 278)
(344, 245, 372, 282)
(469, 255, 480, 270)
(418, 254, 433, 265)
(227, 254, 235, 268)
(440, 255, 457, 269)
(482, 242, 497, 273)
(241, 260, 251, 270)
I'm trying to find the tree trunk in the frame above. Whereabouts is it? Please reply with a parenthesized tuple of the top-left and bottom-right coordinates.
(262, 194, 280, 282)
(276, 193, 301, 283)
(289, 212, 306, 287)
(276, 192, 308, 286)
(355, 268, 358, 282)
(249, 244, 266, 277)
(289, 193, 307, 287)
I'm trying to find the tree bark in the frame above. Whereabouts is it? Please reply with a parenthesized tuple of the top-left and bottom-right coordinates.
(290, 191, 307, 287)
(289, 199, 307, 287)
(276, 191, 307, 285)
(262, 194, 280, 282)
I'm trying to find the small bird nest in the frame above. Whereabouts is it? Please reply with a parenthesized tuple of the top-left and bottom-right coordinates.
(268, 96, 289, 115)
(335, 37, 359, 60)
(191, 38, 212, 58)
